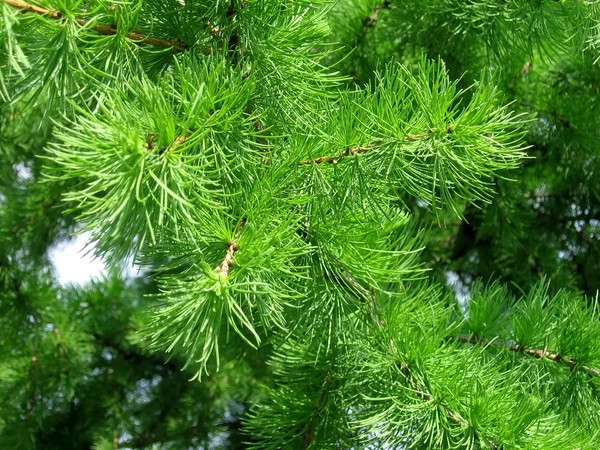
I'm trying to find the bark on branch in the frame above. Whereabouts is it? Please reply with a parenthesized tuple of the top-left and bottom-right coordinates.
(449, 334, 600, 378)
(350, 1, 393, 81)
(3, 0, 194, 51)
(361, 1, 392, 33)
(298, 143, 376, 166)
(215, 220, 245, 276)
(216, 241, 238, 276)
(297, 132, 432, 166)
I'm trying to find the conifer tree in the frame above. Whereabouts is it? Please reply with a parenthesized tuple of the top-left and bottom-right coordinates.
(1, 0, 600, 448)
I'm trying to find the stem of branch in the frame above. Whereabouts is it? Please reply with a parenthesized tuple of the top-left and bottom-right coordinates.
(449, 335, 600, 378)
(297, 131, 435, 166)
(298, 143, 375, 166)
(302, 377, 329, 449)
(225, 0, 243, 64)
(350, 1, 392, 81)
(216, 241, 238, 276)
(3, 0, 195, 51)
(361, 1, 391, 33)
(215, 219, 245, 276)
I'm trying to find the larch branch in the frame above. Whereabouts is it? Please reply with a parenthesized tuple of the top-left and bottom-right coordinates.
(350, 1, 393, 81)
(332, 269, 499, 448)
(449, 335, 600, 378)
(361, 1, 392, 33)
(3, 0, 196, 51)
(297, 132, 431, 166)
(216, 241, 238, 276)
(298, 143, 375, 166)
(216, 219, 245, 276)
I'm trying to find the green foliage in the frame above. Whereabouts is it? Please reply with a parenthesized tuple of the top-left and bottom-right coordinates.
(46, 55, 259, 262)
(1, 0, 600, 448)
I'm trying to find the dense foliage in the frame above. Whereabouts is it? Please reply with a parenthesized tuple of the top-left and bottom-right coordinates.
(1, 0, 599, 448)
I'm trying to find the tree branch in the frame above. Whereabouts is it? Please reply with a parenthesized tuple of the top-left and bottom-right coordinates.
(3, 0, 196, 51)
(350, 1, 392, 81)
(301, 377, 329, 449)
(216, 241, 238, 276)
(330, 269, 500, 448)
(17, 340, 38, 447)
(361, 1, 391, 33)
(225, 0, 245, 65)
(215, 220, 245, 276)
(91, 332, 181, 373)
(54, 327, 71, 382)
(449, 335, 600, 378)
(297, 131, 432, 166)
(298, 143, 375, 166)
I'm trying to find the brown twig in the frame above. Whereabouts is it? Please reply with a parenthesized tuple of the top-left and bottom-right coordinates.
(170, 132, 190, 150)
(4, 0, 59, 16)
(151, 131, 191, 155)
(3, 0, 194, 51)
(449, 335, 600, 378)
(205, 21, 221, 39)
(361, 1, 392, 33)
(349, 1, 393, 81)
(298, 143, 375, 166)
(225, 0, 244, 64)
(297, 131, 434, 166)
(216, 241, 239, 276)
(215, 220, 245, 276)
